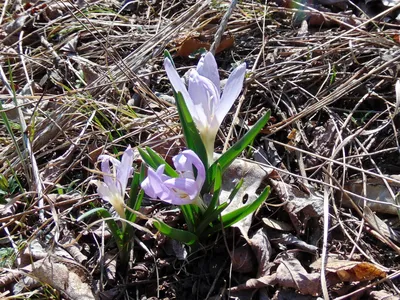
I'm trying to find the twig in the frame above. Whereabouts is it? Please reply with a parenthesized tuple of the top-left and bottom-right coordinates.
(210, 0, 237, 55)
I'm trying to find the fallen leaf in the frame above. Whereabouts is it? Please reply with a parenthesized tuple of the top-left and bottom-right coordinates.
(310, 258, 387, 282)
(31, 255, 96, 300)
(269, 232, 318, 253)
(276, 258, 320, 296)
(369, 290, 398, 300)
(270, 179, 323, 234)
(262, 217, 293, 232)
(363, 206, 400, 243)
(231, 244, 256, 273)
(177, 34, 234, 57)
(341, 175, 400, 215)
(219, 157, 272, 238)
(248, 228, 272, 276)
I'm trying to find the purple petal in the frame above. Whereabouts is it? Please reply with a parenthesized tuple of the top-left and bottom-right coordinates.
(188, 71, 220, 131)
(99, 156, 114, 188)
(116, 146, 134, 194)
(141, 167, 171, 200)
(216, 63, 246, 125)
(164, 58, 198, 121)
(173, 150, 205, 190)
(164, 177, 199, 205)
(196, 52, 221, 95)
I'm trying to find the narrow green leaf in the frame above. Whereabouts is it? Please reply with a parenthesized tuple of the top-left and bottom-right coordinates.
(203, 164, 222, 216)
(180, 204, 195, 233)
(153, 219, 198, 245)
(164, 50, 175, 68)
(78, 207, 123, 246)
(197, 202, 228, 237)
(227, 178, 244, 202)
(207, 111, 270, 185)
(175, 92, 208, 168)
(127, 172, 143, 223)
(138, 147, 157, 169)
(205, 186, 270, 235)
(145, 147, 178, 177)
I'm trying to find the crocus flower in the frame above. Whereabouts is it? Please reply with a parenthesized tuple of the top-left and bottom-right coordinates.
(93, 146, 134, 222)
(164, 52, 246, 164)
(141, 150, 205, 206)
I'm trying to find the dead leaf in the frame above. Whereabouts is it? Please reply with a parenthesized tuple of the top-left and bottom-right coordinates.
(310, 258, 386, 282)
(363, 206, 400, 243)
(276, 258, 320, 296)
(229, 274, 277, 293)
(177, 34, 234, 57)
(262, 217, 293, 232)
(219, 157, 272, 238)
(369, 290, 398, 300)
(269, 232, 318, 253)
(248, 228, 272, 276)
(270, 179, 323, 234)
(31, 255, 96, 300)
(231, 244, 256, 273)
(341, 175, 400, 215)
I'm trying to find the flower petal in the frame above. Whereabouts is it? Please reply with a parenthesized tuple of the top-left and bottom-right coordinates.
(164, 58, 198, 121)
(98, 156, 114, 188)
(188, 70, 220, 132)
(196, 52, 220, 95)
(173, 150, 205, 190)
(216, 62, 246, 125)
(141, 167, 171, 201)
(94, 181, 125, 219)
(164, 177, 199, 205)
(116, 146, 134, 194)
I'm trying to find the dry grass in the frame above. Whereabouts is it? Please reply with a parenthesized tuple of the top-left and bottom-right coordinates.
(1, 0, 400, 299)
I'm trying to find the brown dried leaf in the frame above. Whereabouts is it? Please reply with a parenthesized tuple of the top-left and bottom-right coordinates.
(31, 255, 96, 300)
(342, 175, 400, 215)
(310, 258, 387, 282)
(276, 258, 320, 296)
(262, 217, 293, 232)
(248, 228, 272, 276)
(177, 34, 234, 57)
(270, 179, 323, 234)
(220, 157, 272, 238)
(231, 244, 256, 274)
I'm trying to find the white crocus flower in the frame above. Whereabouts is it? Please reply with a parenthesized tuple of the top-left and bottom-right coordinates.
(93, 146, 134, 225)
(164, 52, 246, 164)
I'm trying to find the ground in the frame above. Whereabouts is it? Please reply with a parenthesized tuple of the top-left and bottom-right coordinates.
(1, 0, 400, 299)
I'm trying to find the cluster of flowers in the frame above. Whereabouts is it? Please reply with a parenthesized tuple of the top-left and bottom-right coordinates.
(95, 52, 246, 212)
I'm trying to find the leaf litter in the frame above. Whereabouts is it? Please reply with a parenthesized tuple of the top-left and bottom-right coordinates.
(1, 0, 400, 299)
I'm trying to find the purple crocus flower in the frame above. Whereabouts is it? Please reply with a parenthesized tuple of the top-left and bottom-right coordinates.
(93, 146, 134, 221)
(164, 52, 246, 164)
(141, 150, 205, 206)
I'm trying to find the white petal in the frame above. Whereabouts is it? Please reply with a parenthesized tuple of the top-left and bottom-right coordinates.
(196, 52, 221, 95)
(216, 63, 246, 125)
(116, 145, 134, 194)
(188, 71, 220, 132)
(164, 58, 198, 121)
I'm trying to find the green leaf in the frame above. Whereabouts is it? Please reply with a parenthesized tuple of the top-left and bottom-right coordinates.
(153, 219, 198, 245)
(227, 178, 244, 202)
(205, 186, 270, 236)
(197, 202, 228, 237)
(78, 207, 123, 247)
(164, 50, 175, 68)
(175, 92, 208, 168)
(180, 204, 195, 233)
(127, 172, 144, 223)
(138, 147, 157, 169)
(145, 147, 178, 177)
(203, 164, 222, 216)
(207, 110, 270, 186)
